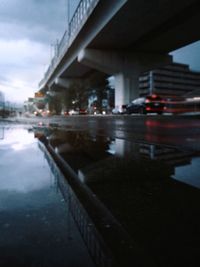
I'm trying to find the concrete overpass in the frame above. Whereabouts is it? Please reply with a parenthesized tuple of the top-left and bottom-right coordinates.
(39, 0, 200, 108)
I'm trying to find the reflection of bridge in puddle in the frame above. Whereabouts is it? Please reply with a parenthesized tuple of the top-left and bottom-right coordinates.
(77, 138, 194, 185)
(36, 127, 198, 188)
(38, 141, 113, 267)
(36, 128, 200, 266)
(35, 128, 200, 266)
(34, 127, 198, 188)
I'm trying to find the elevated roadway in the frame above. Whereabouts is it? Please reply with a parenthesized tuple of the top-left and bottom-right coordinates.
(39, 0, 200, 107)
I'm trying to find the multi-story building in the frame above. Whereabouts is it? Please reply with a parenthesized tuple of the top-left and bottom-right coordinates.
(139, 63, 200, 98)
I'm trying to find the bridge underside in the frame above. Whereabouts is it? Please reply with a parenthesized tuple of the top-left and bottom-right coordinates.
(87, 0, 200, 53)
(44, 0, 200, 107)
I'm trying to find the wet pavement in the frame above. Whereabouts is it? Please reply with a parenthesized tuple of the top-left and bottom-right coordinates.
(0, 123, 95, 267)
(1, 116, 200, 266)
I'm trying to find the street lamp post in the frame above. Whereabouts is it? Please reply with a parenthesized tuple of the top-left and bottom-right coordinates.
(67, 0, 70, 27)
(67, 0, 70, 39)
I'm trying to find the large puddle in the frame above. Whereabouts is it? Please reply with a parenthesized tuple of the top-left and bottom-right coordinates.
(33, 123, 200, 267)
(1, 122, 200, 267)
(0, 124, 95, 267)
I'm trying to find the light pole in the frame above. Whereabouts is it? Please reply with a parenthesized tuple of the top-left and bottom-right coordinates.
(67, 0, 70, 39)
(67, 0, 70, 27)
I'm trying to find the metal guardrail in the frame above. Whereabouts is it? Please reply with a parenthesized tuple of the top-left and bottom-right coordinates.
(39, 0, 100, 88)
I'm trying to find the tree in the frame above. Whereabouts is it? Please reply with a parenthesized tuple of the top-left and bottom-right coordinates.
(48, 92, 62, 114)
(61, 80, 88, 110)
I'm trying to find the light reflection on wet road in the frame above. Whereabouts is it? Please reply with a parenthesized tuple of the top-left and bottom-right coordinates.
(0, 124, 95, 267)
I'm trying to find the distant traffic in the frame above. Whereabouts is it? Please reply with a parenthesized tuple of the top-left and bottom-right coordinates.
(29, 94, 200, 117)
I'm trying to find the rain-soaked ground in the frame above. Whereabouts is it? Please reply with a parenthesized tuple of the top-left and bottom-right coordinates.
(1, 117, 200, 267)
(0, 123, 95, 267)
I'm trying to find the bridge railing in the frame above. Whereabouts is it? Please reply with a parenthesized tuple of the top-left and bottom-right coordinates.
(39, 0, 100, 88)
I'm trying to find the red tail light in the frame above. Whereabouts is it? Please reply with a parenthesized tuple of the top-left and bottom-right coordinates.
(151, 94, 157, 99)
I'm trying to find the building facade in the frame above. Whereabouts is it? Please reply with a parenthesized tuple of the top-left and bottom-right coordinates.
(139, 63, 200, 98)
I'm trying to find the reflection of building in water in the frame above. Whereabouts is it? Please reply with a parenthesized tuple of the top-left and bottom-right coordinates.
(139, 143, 193, 167)
(110, 138, 193, 167)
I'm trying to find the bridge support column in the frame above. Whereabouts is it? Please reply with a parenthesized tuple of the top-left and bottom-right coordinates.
(78, 48, 172, 107)
(114, 72, 140, 108)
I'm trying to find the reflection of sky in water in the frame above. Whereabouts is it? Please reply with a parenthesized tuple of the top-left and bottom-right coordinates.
(0, 127, 52, 194)
(0, 126, 95, 267)
(173, 157, 200, 188)
(0, 127, 36, 150)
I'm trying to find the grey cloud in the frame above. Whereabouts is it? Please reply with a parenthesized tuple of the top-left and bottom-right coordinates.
(0, 20, 62, 44)
(0, 0, 68, 44)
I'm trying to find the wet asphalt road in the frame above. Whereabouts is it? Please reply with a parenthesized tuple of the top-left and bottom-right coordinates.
(11, 114, 200, 152)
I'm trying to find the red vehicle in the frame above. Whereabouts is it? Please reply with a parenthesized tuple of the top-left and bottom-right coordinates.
(79, 108, 88, 115)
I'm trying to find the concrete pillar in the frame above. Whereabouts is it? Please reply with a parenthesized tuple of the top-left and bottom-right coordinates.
(115, 138, 126, 157)
(114, 73, 140, 107)
(114, 138, 140, 157)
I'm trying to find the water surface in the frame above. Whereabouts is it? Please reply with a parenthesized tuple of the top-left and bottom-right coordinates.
(0, 124, 95, 267)
(42, 126, 200, 267)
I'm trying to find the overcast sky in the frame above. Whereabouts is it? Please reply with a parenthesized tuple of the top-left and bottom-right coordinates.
(0, 0, 200, 103)
(0, 0, 78, 103)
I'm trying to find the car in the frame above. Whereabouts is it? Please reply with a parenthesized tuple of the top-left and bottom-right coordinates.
(126, 95, 165, 114)
(68, 109, 79, 115)
(79, 108, 88, 115)
(112, 105, 127, 114)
